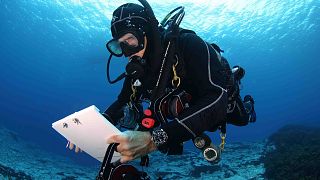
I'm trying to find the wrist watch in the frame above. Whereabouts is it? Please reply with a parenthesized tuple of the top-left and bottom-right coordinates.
(151, 129, 169, 153)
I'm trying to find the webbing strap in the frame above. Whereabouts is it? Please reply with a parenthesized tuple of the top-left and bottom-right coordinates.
(96, 143, 119, 180)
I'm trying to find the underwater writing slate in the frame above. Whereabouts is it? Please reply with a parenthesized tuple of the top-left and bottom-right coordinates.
(52, 105, 121, 162)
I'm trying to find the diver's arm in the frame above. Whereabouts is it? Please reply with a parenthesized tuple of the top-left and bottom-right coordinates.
(103, 77, 133, 125)
(161, 33, 227, 147)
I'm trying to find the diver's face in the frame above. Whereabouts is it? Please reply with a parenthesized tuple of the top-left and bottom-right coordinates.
(118, 33, 146, 58)
(118, 33, 139, 48)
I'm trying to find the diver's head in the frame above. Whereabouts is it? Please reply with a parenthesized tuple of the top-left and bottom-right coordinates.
(107, 3, 151, 58)
(117, 32, 147, 59)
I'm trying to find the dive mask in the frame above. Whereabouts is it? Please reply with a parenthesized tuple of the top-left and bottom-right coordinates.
(106, 39, 123, 57)
(106, 31, 145, 57)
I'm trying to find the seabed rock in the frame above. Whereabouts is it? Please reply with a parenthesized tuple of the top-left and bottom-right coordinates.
(0, 125, 268, 179)
(262, 125, 320, 180)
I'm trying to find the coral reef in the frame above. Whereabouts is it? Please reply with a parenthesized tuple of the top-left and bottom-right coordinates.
(263, 125, 320, 180)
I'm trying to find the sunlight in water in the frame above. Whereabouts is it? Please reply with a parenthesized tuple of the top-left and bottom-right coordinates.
(70, 0, 82, 5)
(53, 0, 317, 48)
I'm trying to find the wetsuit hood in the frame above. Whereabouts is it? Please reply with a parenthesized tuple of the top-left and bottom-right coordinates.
(111, 3, 162, 75)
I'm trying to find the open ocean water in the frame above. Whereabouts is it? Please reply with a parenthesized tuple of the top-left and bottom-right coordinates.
(0, 0, 319, 179)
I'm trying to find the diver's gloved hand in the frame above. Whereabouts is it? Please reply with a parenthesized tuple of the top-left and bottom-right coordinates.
(106, 131, 157, 163)
(66, 141, 83, 153)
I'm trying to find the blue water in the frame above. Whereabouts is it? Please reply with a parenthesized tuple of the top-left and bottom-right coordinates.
(0, 0, 319, 167)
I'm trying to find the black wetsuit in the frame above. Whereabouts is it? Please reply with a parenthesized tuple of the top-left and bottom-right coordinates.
(105, 32, 228, 150)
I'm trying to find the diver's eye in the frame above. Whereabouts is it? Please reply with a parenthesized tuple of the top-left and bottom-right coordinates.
(124, 36, 138, 47)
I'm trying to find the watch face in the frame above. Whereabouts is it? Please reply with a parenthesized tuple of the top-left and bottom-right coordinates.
(152, 129, 168, 146)
(194, 137, 206, 149)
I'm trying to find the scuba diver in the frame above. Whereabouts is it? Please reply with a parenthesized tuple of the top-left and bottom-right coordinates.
(104, 2, 230, 162)
(104, 0, 257, 164)
(67, 1, 256, 179)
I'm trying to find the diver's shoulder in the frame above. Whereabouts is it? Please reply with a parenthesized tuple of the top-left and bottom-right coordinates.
(179, 30, 201, 40)
(178, 31, 205, 50)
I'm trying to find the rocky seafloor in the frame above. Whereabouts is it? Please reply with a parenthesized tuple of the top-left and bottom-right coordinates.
(0, 125, 266, 180)
(1, 124, 319, 179)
